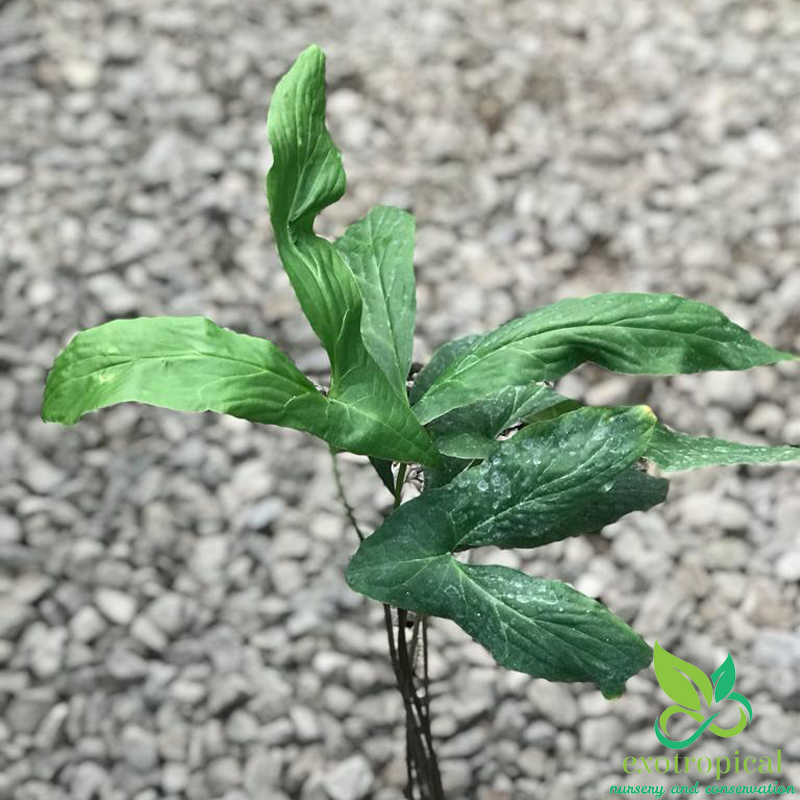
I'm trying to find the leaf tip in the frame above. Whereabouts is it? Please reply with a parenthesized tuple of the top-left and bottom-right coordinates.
(41, 381, 64, 426)
(600, 683, 627, 700)
(296, 43, 326, 70)
(40, 408, 76, 427)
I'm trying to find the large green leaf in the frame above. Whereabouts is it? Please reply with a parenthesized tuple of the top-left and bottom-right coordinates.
(335, 206, 417, 394)
(646, 423, 800, 472)
(412, 293, 795, 424)
(347, 406, 667, 695)
(495, 403, 800, 474)
(41, 316, 428, 463)
(359, 560, 651, 698)
(41, 317, 322, 424)
(266, 45, 437, 465)
(352, 406, 665, 554)
(266, 45, 349, 352)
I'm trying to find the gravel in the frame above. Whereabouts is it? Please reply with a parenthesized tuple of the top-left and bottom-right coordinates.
(3, 0, 800, 797)
(325, 755, 375, 800)
(94, 588, 137, 626)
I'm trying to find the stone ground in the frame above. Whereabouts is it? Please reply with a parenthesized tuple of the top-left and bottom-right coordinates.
(2, 0, 800, 798)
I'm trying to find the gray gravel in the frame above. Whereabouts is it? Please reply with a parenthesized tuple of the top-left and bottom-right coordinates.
(3, 0, 800, 798)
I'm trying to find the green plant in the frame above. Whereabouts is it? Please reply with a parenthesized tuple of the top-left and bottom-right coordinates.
(42, 45, 799, 799)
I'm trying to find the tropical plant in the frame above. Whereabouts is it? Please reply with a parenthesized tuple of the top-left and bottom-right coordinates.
(42, 45, 799, 799)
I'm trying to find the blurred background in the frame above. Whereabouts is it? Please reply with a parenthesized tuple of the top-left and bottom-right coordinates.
(2, 0, 799, 798)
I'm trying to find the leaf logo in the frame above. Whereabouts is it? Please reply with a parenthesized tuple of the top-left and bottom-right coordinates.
(653, 642, 753, 749)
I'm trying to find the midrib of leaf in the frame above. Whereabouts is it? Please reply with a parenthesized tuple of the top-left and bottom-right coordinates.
(453, 564, 513, 652)
(453, 562, 631, 665)
(455, 325, 704, 384)
(431, 301, 792, 397)
(386, 555, 450, 592)
(366, 211, 401, 378)
(285, 89, 327, 224)
(325, 396, 432, 461)
(49, 351, 314, 394)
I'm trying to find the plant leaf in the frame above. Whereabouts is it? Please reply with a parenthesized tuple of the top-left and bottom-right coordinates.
(422, 455, 476, 490)
(646, 423, 800, 472)
(266, 45, 349, 353)
(369, 457, 396, 494)
(653, 641, 713, 711)
(266, 45, 437, 465)
(349, 558, 651, 697)
(41, 316, 430, 463)
(410, 334, 479, 405)
(412, 293, 796, 424)
(415, 338, 579, 482)
(41, 316, 323, 425)
(352, 406, 664, 555)
(335, 206, 417, 394)
(711, 653, 736, 702)
(347, 406, 667, 694)
(502, 402, 800, 474)
(427, 383, 577, 460)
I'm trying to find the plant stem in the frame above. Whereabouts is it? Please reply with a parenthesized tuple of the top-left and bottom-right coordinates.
(330, 448, 365, 542)
(396, 607, 444, 798)
(332, 451, 444, 798)
(390, 464, 444, 799)
(393, 462, 407, 509)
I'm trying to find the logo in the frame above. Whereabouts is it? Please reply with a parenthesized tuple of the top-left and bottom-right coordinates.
(653, 641, 753, 749)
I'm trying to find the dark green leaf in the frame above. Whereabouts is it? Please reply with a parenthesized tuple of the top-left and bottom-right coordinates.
(416, 337, 579, 485)
(369, 457, 396, 494)
(646, 423, 800, 472)
(428, 383, 578, 460)
(349, 557, 651, 698)
(422, 455, 475, 490)
(335, 206, 416, 394)
(412, 293, 795, 424)
(347, 406, 666, 694)
(266, 45, 437, 465)
(521, 396, 582, 424)
(354, 406, 664, 555)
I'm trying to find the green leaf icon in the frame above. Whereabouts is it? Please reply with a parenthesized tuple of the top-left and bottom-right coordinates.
(711, 653, 736, 702)
(653, 641, 713, 711)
